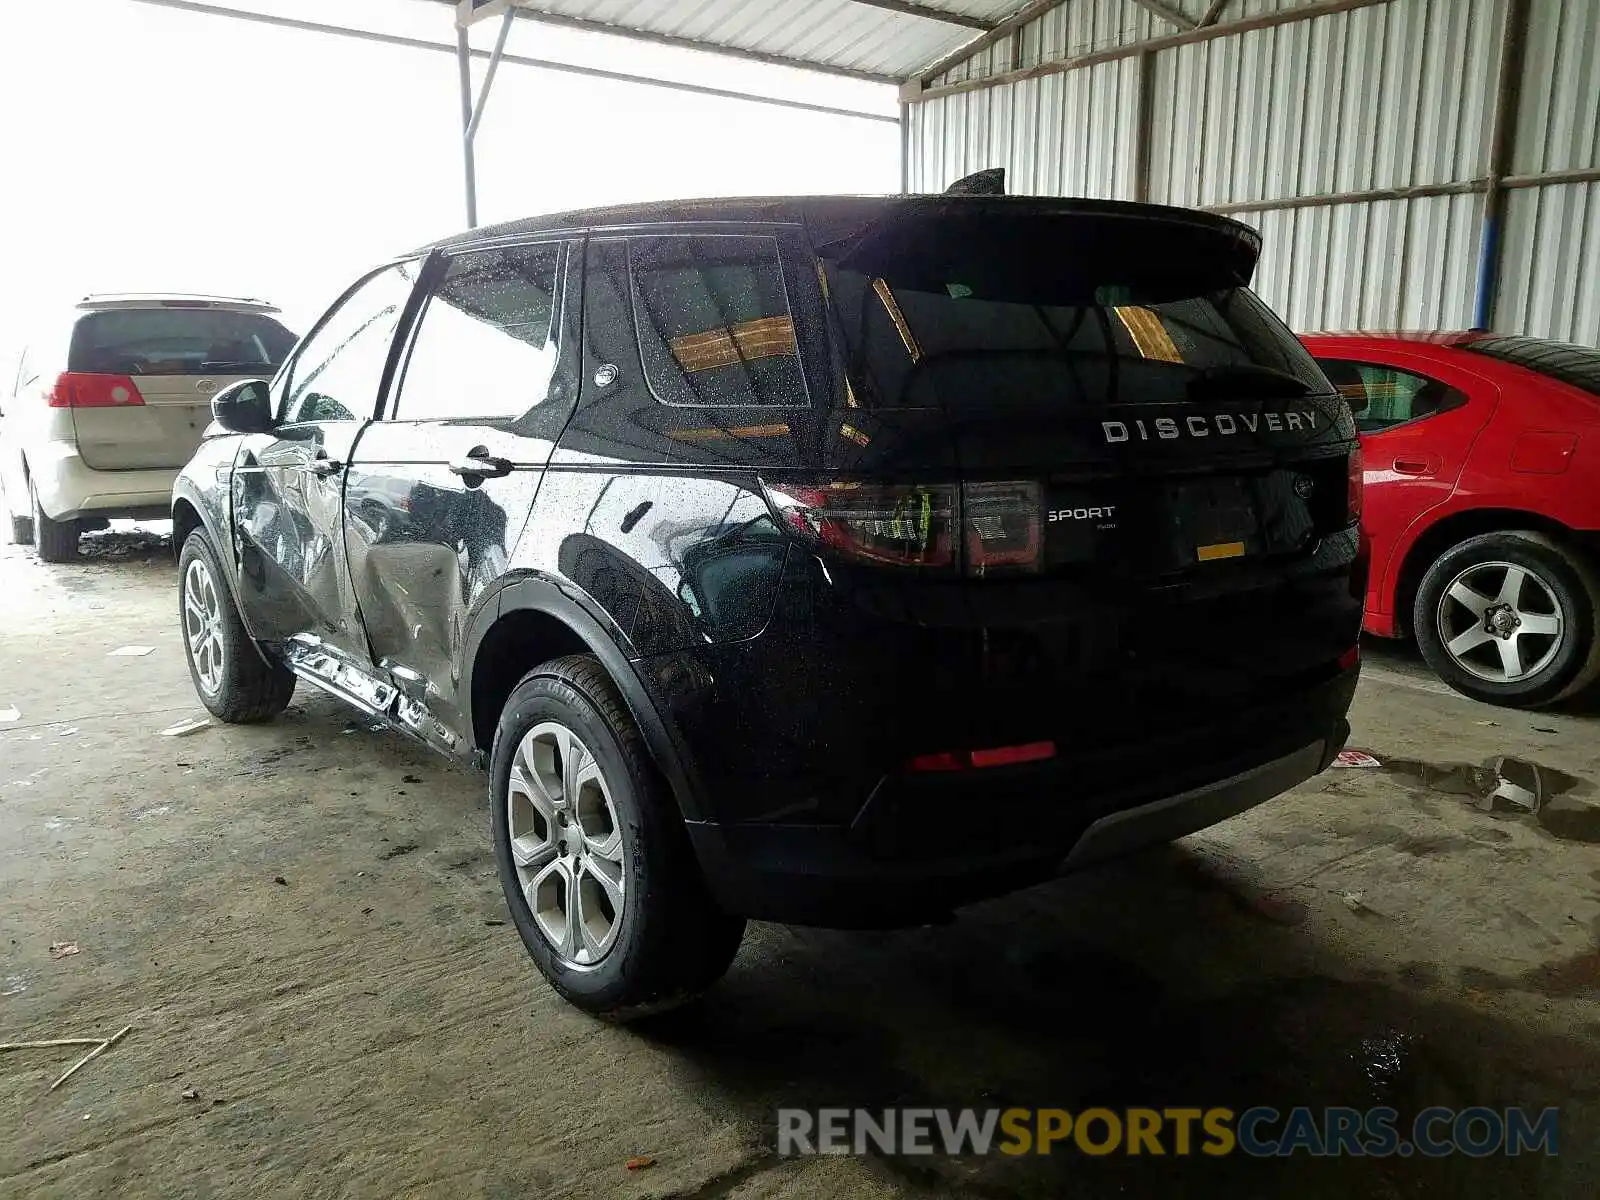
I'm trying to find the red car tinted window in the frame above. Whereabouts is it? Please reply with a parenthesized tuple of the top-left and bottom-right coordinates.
(1318, 359, 1466, 433)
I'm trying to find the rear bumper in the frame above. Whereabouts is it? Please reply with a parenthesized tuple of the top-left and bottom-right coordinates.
(27, 442, 178, 521)
(686, 674, 1354, 928)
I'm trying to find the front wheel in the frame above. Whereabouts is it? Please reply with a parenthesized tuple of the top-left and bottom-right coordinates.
(178, 531, 296, 722)
(1414, 530, 1600, 708)
(490, 654, 745, 1020)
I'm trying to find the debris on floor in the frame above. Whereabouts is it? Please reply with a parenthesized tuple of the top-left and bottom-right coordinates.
(1333, 749, 1382, 768)
(48, 941, 80, 960)
(0, 705, 19, 723)
(160, 717, 211, 737)
(1, 975, 27, 998)
(108, 645, 156, 657)
(625, 1156, 657, 1171)
(46, 1025, 133, 1092)
(181, 1088, 201, 1101)
(1382, 754, 1600, 841)
(273, 876, 288, 886)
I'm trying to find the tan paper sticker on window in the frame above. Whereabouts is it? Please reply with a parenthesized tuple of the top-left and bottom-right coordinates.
(670, 316, 796, 374)
(1113, 306, 1185, 364)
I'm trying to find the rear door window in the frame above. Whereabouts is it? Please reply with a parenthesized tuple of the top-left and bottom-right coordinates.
(628, 235, 809, 408)
(393, 242, 563, 422)
(1317, 359, 1466, 433)
(819, 211, 1328, 411)
(69, 309, 296, 376)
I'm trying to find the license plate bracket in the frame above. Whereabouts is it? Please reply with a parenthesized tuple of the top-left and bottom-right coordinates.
(1168, 477, 1259, 561)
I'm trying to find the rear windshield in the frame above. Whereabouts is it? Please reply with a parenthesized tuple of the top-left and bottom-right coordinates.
(1465, 336, 1600, 396)
(70, 308, 297, 376)
(820, 212, 1329, 410)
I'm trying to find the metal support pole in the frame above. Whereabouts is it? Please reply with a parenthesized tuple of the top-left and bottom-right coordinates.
(456, 27, 478, 228)
(1473, 0, 1530, 331)
(1133, 51, 1156, 202)
(899, 100, 912, 194)
(466, 7, 516, 144)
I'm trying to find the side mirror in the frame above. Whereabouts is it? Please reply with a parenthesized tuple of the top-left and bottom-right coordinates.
(210, 379, 273, 434)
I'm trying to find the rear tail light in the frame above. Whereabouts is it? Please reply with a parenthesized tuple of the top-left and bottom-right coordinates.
(1347, 444, 1363, 521)
(764, 481, 956, 569)
(762, 479, 1041, 576)
(46, 372, 144, 409)
(906, 740, 1057, 772)
(963, 480, 1041, 574)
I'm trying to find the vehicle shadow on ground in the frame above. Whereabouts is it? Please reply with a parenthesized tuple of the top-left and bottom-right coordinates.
(639, 845, 1599, 1198)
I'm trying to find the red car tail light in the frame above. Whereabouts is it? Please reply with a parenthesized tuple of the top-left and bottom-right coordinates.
(46, 372, 144, 409)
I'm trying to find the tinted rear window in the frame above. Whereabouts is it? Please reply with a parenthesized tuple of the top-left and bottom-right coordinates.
(70, 309, 296, 376)
(1465, 336, 1600, 396)
(820, 212, 1329, 410)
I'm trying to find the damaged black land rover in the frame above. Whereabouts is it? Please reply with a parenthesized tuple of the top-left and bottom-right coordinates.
(172, 191, 1363, 1018)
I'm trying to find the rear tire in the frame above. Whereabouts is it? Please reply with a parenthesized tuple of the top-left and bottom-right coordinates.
(31, 479, 78, 562)
(178, 531, 295, 722)
(1414, 530, 1600, 708)
(490, 654, 745, 1021)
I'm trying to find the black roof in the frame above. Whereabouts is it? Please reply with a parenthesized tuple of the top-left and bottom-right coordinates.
(420, 194, 1261, 259)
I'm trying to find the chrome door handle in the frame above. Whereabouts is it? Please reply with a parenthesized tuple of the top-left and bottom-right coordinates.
(449, 452, 513, 480)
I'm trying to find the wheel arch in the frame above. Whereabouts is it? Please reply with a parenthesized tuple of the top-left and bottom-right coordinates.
(464, 579, 705, 821)
(1393, 507, 1592, 638)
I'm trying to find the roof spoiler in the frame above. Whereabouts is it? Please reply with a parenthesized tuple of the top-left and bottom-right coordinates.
(944, 168, 1006, 196)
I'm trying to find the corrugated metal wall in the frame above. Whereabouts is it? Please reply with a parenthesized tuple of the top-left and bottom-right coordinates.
(906, 0, 1600, 345)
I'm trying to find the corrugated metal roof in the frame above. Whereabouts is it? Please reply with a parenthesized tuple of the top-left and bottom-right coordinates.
(483, 0, 1028, 81)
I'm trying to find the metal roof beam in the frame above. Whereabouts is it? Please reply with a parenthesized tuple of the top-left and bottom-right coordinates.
(443, 2, 903, 84)
(916, 0, 1069, 83)
(918, 0, 1391, 98)
(1124, 0, 1196, 30)
(844, 0, 997, 30)
(1198, 0, 1232, 25)
(122, 0, 899, 123)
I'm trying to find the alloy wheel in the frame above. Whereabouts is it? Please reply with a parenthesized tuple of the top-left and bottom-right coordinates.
(1436, 560, 1565, 684)
(183, 558, 227, 695)
(507, 721, 627, 968)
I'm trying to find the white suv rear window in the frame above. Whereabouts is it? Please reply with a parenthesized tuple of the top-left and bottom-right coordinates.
(70, 309, 296, 376)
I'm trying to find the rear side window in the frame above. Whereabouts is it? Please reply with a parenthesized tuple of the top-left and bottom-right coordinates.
(820, 211, 1327, 411)
(628, 235, 808, 408)
(69, 309, 295, 376)
(1466, 336, 1600, 396)
(1317, 359, 1465, 433)
(394, 243, 563, 422)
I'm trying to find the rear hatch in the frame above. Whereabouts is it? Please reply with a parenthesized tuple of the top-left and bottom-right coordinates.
(65, 304, 295, 470)
(797, 201, 1362, 751)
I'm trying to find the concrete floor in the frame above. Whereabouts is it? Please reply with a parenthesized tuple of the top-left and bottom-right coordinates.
(2, 525, 1598, 1199)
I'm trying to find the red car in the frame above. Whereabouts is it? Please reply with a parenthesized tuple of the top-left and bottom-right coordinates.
(1301, 332, 1600, 708)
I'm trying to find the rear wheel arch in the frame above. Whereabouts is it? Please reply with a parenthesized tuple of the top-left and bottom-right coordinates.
(1392, 507, 1589, 638)
(465, 582, 704, 821)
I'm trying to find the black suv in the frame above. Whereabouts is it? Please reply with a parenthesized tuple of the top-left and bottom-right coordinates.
(174, 193, 1363, 1018)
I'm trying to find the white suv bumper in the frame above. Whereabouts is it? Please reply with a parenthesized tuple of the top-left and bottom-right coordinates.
(28, 441, 178, 522)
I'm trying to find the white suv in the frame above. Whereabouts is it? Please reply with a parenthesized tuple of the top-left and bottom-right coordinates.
(1, 294, 296, 559)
